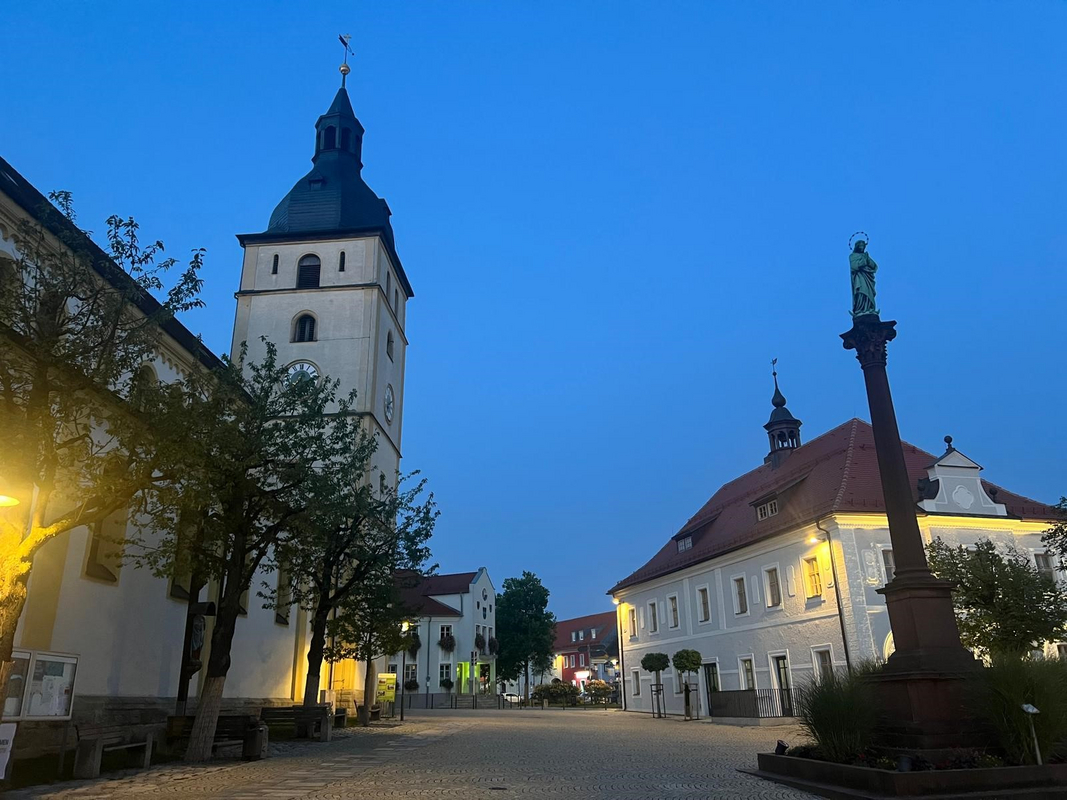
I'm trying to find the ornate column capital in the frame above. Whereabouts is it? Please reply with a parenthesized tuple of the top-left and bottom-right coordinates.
(841, 316, 897, 368)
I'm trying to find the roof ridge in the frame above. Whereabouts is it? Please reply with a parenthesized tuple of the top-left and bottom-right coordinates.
(831, 418, 861, 512)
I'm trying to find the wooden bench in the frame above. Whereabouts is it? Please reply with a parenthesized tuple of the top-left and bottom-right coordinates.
(165, 714, 260, 757)
(259, 705, 331, 741)
(73, 729, 153, 779)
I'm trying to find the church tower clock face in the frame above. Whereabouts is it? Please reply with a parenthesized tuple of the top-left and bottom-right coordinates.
(384, 384, 395, 424)
(286, 361, 319, 386)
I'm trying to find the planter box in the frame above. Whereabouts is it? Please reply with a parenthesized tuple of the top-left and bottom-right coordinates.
(753, 753, 1067, 799)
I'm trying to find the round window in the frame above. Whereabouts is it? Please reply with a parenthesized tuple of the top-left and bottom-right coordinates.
(482, 588, 488, 601)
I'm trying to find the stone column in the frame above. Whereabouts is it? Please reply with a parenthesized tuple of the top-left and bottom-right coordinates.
(841, 315, 978, 750)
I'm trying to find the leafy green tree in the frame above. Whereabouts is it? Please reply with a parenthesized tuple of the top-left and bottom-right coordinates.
(672, 649, 702, 686)
(641, 652, 670, 686)
(586, 679, 612, 703)
(1041, 497, 1067, 569)
(0, 193, 203, 705)
(130, 343, 357, 759)
(324, 570, 417, 725)
(927, 537, 1067, 658)
(495, 572, 556, 702)
(274, 460, 436, 708)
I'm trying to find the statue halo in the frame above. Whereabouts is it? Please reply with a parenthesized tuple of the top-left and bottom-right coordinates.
(848, 231, 869, 250)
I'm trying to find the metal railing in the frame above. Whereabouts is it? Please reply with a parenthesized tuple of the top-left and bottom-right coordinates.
(400, 692, 513, 710)
(707, 688, 802, 719)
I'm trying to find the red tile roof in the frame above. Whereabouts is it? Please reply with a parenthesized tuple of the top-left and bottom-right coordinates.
(553, 611, 617, 653)
(416, 572, 478, 596)
(609, 419, 1058, 594)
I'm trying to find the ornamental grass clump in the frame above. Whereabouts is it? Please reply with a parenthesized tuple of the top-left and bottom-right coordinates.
(968, 657, 1067, 765)
(795, 669, 878, 764)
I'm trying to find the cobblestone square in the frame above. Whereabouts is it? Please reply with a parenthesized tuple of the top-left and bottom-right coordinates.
(11, 709, 815, 799)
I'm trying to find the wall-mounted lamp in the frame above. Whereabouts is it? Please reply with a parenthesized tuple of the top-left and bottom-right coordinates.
(0, 477, 22, 507)
(612, 596, 620, 606)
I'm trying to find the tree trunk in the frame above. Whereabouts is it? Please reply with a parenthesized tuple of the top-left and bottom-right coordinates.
(184, 600, 239, 761)
(303, 605, 331, 706)
(360, 656, 376, 727)
(0, 571, 30, 708)
(524, 661, 530, 704)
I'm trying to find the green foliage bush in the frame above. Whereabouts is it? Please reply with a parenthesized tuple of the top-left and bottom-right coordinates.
(586, 679, 612, 703)
(439, 677, 453, 691)
(967, 657, 1067, 765)
(641, 652, 670, 674)
(795, 669, 878, 764)
(403, 679, 420, 692)
(532, 681, 580, 705)
(672, 649, 702, 675)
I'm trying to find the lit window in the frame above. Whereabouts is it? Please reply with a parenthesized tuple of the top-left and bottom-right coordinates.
(734, 577, 748, 615)
(698, 587, 710, 622)
(765, 568, 782, 608)
(804, 557, 823, 598)
(297, 255, 321, 289)
(648, 602, 659, 633)
(677, 536, 692, 553)
(881, 549, 896, 583)
(668, 595, 679, 629)
(757, 499, 779, 521)
(293, 314, 316, 343)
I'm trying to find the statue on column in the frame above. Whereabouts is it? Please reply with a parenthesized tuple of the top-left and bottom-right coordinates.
(849, 233, 879, 318)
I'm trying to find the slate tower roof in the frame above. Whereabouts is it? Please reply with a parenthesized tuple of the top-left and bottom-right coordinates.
(243, 85, 413, 297)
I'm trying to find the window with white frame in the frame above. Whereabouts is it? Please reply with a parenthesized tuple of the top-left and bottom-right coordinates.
(591, 628, 597, 639)
(697, 586, 711, 622)
(571, 631, 577, 642)
(813, 647, 833, 680)
(764, 567, 782, 608)
(648, 601, 659, 633)
(579, 653, 585, 667)
(740, 657, 756, 690)
(439, 663, 451, 684)
(733, 577, 748, 615)
(1035, 552, 1056, 583)
(629, 607, 638, 637)
(881, 548, 896, 583)
(579, 630, 585, 640)
(668, 595, 680, 629)
(440, 624, 453, 640)
(677, 535, 693, 553)
(632, 669, 641, 696)
(804, 557, 823, 598)
(756, 499, 779, 521)
(404, 663, 418, 684)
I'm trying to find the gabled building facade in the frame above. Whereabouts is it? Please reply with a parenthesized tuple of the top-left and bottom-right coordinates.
(395, 569, 497, 695)
(554, 612, 619, 691)
(609, 380, 1061, 718)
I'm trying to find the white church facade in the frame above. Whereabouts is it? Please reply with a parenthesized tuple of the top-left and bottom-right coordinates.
(609, 380, 1062, 719)
(0, 77, 416, 761)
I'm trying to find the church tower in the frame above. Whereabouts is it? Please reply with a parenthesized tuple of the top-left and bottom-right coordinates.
(230, 78, 411, 487)
(764, 366, 802, 468)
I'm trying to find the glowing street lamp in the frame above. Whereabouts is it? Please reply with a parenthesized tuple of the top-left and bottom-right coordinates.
(0, 477, 22, 507)
(400, 620, 410, 722)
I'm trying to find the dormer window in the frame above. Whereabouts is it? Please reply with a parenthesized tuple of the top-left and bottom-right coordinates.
(571, 632, 576, 642)
(677, 536, 693, 553)
(757, 499, 779, 521)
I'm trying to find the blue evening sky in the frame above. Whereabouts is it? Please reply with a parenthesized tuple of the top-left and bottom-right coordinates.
(4, 3, 1065, 620)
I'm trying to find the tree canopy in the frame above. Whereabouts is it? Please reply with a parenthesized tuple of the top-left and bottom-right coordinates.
(495, 571, 556, 698)
(927, 537, 1067, 658)
(641, 652, 670, 674)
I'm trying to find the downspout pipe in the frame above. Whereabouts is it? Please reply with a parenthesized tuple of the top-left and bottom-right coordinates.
(816, 518, 853, 674)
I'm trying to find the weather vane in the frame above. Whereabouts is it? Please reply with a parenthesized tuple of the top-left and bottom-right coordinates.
(771, 357, 778, 378)
(338, 34, 354, 87)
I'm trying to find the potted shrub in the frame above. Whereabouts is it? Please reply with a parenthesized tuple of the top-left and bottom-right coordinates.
(438, 633, 456, 652)
(404, 678, 420, 692)
(439, 677, 454, 692)
(474, 632, 486, 653)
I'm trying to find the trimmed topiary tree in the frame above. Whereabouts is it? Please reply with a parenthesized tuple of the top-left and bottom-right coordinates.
(641, 652, 670, 685)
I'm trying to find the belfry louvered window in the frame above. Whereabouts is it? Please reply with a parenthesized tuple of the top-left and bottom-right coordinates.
(293, 314, 316, 343)
(297, 255, 321, 289)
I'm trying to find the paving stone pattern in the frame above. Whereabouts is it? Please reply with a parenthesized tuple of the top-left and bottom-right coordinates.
(12, 709, 816, 799)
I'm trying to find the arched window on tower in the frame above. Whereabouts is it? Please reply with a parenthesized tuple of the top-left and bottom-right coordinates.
(323, 126, 336, 150)
(387, 330, 394, 361)
(293, 314, 316, 343)
(339, 251, 346, 272)
(341, 127, 352, 151)
(271, 254, 279, 275)
(297, 255, 321, 289)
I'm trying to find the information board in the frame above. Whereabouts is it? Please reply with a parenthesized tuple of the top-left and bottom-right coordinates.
(375, 673, 397, 704)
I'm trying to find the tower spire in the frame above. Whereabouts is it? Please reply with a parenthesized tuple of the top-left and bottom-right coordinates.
(338, 34, 353, 87)
(764, 359, 803, 467)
